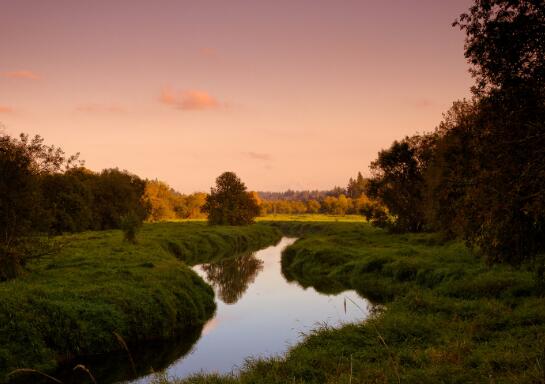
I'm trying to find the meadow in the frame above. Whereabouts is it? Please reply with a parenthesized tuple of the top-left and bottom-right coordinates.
(0, 222, 281, 381)
(2, 218, 544, 383)
(156, 221, 545, 384)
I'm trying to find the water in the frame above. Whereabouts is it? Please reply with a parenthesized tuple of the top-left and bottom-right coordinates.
(132, 237, 370, 382)
(52, 237, 370, 383)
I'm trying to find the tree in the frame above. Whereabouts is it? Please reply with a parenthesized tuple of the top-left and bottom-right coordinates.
(454, 0, 545, 93)
(88, 168, 149, 230)
(203, 172, 260, 225)
(441, 0, 545, 264)
(41, 170, 94, 234)
(184, 192, 207, 219)
(336, 194, 349, 215)
(144, 180, 178, 222)
(426, 89, 545, 264)
(366, 134, 437, 232)
(0, 133, 79, 280)
(347, 172, 368, 198)
(307, 199, 321, 213)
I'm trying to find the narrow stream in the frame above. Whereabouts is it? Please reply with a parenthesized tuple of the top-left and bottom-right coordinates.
(132, 237, 370, 382)
(50, 238, 370, 383)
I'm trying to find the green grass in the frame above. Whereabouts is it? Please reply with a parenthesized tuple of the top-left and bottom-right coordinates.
(0, 222, 281, 381)
(257, 214, 365, 222)
(161, 222, 545, 384)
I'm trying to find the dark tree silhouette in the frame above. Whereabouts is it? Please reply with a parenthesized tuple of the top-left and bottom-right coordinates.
(366, 134, 437, 232)
(0, 133, 79, 280)
(203, 172, 260, 225)
(454, 0, 545, 93)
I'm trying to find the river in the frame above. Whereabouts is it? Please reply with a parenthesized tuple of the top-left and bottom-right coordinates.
(52, 237, 370, 383)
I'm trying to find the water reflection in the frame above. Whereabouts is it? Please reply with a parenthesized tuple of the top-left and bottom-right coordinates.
(47, 238, 370, 384)
(142, 237, 370, 382)
(200, 251, 263, 304)
(26, 325, 204, 384)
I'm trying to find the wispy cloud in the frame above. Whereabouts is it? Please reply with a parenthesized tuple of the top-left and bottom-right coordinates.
(160, 88, 221, 111)
(243, 152, 272, 161)
(1, 70, 40, 80)
(411, 98, 434, 108)
(0, 106, 14, 114)
(75, 103, 126, 113)
(198, 47, 219, 60)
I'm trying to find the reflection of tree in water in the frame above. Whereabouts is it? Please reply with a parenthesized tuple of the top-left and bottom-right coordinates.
(201, 252, 263, 304)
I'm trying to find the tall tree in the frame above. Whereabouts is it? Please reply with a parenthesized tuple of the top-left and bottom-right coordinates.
(203, 172, 260, 225)
(0, 133, 79, 280)
(347, 172, 367, 198)
(443, 0, 545, 264)
(366, 134, 437, 232)
(454, 0, 545, 93)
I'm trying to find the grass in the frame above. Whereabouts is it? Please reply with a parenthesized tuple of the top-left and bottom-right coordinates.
(164, 214, 365, 223)
(159, 222, 545, 384)
(0, 222, 282, 381)
(257, 214, 365, 223)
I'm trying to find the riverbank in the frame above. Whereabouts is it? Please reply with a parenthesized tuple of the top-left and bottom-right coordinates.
(0, 222, 281, 381)
(162, 222, 544, 383)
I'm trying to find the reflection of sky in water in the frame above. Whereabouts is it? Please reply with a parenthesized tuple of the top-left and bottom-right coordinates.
(133, 237, 369, 383)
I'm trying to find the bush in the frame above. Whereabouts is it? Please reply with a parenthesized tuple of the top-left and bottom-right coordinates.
(120, 211, 143, 244)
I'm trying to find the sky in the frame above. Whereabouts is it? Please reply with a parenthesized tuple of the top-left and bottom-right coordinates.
(0, 0, 474, 193)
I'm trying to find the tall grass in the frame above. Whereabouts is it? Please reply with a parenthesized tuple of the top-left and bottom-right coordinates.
(160, 222, 545, 383)
(0, 222, 281, 381)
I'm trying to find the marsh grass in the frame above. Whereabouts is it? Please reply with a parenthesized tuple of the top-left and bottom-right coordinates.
(157, 222, 545, 383)
(0, 222, 281, 381)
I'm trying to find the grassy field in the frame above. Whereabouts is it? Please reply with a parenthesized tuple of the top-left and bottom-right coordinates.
(165, 214, 365, 223)
(160, 222, 545, 384)
(257, 214, 365, 222)
(0, 222, 281, 381)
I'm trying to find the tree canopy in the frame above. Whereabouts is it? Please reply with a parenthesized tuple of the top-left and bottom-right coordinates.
(203, 172, 260, 225)
(455, 0, 545, 92)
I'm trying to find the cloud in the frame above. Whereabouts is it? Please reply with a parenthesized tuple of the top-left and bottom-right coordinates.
(160, 88, 221, 111)
(1, 70, 40, 80)
(76, 103, 126, 113)
(198, 47, 219, 59)
(243, 151, 272, 161)
(0, 106, 14, 114)
(411, 98, 434, 108)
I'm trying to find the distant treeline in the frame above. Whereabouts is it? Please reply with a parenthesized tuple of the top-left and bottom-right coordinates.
(144, 172, 380, 218)
(253, 173, 378, 215)
(257, 174, 367, 202)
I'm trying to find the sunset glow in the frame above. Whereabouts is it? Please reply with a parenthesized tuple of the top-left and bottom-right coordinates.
(0, 0, 473, 192)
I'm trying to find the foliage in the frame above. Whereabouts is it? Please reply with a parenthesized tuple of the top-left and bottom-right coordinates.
(426, 87, 545, 264)
(144, 180, 207, 222)
(422, 0, 545, 263)
(203, 172, 260, 225)
(40, 170, 95, 233)
(346, 171, 368, 198)
(454, 0, 545, 93)
(0, 133, 80, 280)
(259, 193, 385, 217)
(362, 0, 545, 265)
(366, 134, 437, 232)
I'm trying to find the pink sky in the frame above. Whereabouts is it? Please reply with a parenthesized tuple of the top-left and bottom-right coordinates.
(0, 0, 473, 193)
